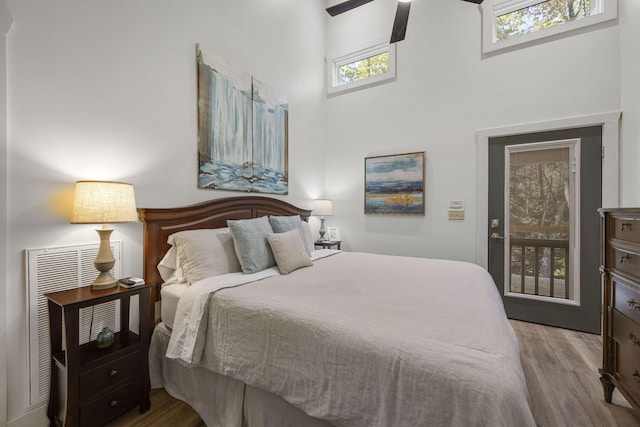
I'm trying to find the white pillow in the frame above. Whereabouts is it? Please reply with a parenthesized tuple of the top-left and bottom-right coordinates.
(157, 246, 185, 286)
(267, 230, 313, 274)
(228, 216, 276, 274)
(167, 228, 241, 284)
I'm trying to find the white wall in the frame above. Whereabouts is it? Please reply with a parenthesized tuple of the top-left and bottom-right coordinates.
(3, 0, 640, 425)
(620, 0, 640, 205)
(4, 0, 326, 423)
(1, 3, 13, 426)
(325, 0, 621, 261)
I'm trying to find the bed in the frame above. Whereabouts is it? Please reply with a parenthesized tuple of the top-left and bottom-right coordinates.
(138, 196, 535, 427)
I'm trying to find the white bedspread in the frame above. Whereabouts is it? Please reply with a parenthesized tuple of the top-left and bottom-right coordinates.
(168, 251, 535, 427)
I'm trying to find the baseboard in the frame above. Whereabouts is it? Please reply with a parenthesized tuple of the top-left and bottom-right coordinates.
(7, 404, 47, 427)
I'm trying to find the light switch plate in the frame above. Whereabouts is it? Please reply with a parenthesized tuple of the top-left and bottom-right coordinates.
(448, 210, 464, 220)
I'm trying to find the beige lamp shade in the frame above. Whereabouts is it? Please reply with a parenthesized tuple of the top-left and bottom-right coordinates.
(312, 199, 333, 217)
(71, 181, 138, 224)
(71, 180, 137, 289)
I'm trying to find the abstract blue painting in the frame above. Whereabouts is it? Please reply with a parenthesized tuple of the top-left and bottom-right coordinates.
(197, 45, 288, 194)
(365, 152, 425, 215)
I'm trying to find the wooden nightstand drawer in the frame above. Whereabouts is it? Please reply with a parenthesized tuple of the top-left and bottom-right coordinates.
(612, 217, 640, 244)
(611, 247, 640, 282)
(614, 279, 640, 325)
(80, 351, 141, 400)
(80, 379, 141, 426)
(612, 310, 640, 353)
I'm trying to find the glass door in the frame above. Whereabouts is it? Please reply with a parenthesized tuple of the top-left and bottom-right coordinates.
(488, 126, 602, 333)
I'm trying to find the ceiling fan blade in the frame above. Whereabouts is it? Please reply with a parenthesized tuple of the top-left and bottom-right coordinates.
(390, 1, 411, 44)
(461, 0, 483, 3)
(326, 0, 375, 16)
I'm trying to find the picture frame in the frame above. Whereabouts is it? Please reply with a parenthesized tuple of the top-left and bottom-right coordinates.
(364, 151, 425, 215)
(327, 226, 341, 242)
(196, 45, 288, 195)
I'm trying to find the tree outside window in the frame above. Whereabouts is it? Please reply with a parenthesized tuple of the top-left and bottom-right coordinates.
(496, 0, 592, 41)
(338, 52, 389, 86)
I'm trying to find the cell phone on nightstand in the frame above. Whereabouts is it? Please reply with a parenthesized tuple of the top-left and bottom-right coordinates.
(118, 277, 145, 288)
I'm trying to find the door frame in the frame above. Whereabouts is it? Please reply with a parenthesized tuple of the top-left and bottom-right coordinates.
(475, 111, 620, 270)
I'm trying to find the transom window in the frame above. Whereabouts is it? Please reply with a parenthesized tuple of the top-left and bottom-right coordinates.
(496, 0, 592, 41)
(337, 51, 389, 86)
(327, 42, 396, 96)
(482, 0, 617, 54)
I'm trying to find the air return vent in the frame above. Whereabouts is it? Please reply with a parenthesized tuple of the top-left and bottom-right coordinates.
(25, 242, 122, 407)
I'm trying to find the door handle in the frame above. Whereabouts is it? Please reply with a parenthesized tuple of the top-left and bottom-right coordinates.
(490, 232, 507, 240)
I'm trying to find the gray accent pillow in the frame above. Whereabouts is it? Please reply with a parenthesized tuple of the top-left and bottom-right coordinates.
(267, 230, 313, 274)
(269, 215, 312, 255)
(227, 216, 276, 274)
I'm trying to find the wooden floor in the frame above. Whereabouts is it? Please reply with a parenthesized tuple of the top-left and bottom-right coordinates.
(106, 388, 203, 427)
(109, 320, 640, 427)
(511, 319, 640, 427)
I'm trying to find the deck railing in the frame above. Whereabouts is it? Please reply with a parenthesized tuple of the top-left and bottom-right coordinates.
(510, 238, 570, 299)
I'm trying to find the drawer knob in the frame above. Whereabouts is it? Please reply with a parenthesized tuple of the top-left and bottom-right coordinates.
(110, 399, 119, 408)
(621, 222, 633, 231)
(634, 370, 640, 383)
(628, 299, 640, 311)
(109, 369, 118, 377)
(620, 254, 632, 263)
(629, 333, 640, 346)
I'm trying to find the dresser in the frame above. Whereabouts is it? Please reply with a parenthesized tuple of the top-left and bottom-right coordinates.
(599, 208, 640, 414)
(45, 285, 152, 427)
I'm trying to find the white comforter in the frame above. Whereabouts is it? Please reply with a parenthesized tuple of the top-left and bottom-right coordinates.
(167, 251, 535, 427)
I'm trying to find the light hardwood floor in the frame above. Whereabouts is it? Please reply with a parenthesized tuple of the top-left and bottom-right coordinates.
(109, 320, 640, 427)
(511, 319, 640, 427)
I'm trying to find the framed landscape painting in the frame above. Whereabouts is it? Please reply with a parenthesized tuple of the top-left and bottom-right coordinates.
(364, 152, 425, 215)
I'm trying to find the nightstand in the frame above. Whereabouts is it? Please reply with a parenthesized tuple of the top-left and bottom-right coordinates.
(315, 240, 341, 250)
(45, 285, 151, 427)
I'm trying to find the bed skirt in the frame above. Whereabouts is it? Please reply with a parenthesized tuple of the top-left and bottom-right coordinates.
(149, 322, 334, 427)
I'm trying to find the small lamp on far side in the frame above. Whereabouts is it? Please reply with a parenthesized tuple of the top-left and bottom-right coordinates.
(71, 181, 138, 290)
(313, 199, 333, 241)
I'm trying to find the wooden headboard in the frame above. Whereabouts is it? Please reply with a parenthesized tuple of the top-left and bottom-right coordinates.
(137, 195, 312, 323)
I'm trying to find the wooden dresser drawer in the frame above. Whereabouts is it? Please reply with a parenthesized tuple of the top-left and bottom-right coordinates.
(80, 379, 141, 427)
(613, 310, 640, 353)
(615, 343, 640, 405)
(79, 351, 141, 400)
(610, 247, 640, 282)
(600, 208, 640, 415)
(612, 217, 640, 244)
(614, 279, 640, 325)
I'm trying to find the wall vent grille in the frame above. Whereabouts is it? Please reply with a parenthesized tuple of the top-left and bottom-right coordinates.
(25, 242, 122, 406)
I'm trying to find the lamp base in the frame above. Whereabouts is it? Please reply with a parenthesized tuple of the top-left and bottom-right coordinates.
(91, 272, 118, 290)
(91, 226, 118, 290)
(318, 217, 327, 241)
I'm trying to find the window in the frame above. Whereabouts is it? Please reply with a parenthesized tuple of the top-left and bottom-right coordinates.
(327, 42, 396, 96)
(496, 0, 591, 41)
(482, 0, 617, 54)
(337, 51, 389, 86)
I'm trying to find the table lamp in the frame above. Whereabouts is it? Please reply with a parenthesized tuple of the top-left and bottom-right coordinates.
(70, 180, 138, 289)
(313, 199, 333, 241)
